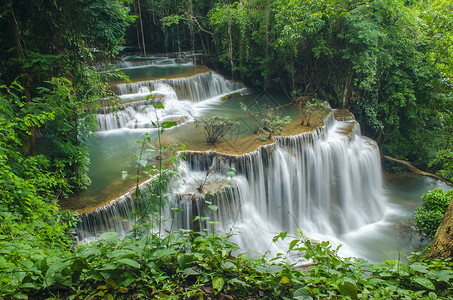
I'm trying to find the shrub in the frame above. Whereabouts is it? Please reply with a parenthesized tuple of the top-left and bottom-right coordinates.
(195, 115, 238, 145)
(429, 149, 453, 182)
(415, 188, 453, 238)
(240, 102, 291, 140)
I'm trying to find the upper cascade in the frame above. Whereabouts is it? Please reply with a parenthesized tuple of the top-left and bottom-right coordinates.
(95, 71, 245, 131)
(113, 71, 244, 102)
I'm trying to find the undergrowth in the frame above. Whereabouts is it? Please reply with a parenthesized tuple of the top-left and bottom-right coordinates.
(1, 228, 453, 299)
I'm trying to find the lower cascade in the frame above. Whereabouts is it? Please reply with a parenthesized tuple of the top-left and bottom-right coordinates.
(78, 111, 387, 258)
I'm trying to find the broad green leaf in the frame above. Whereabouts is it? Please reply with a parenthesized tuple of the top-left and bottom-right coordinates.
(337, 278, 358, 298)
(153, 103, 165, 109)
(221, 261, 236, 270)
(410, 263, 429, 274)
(293, 287, 310, 297)
(256, 264, 283, 274)
(212, 276, 224, 295)
(101, 263, 118, 270)
(293, 287, 313, 300)
(137, 159, 147, 167)
(208, 204, 218, 212)
(230, 278, 248, 287)
(280, 276, 290, 284)
(413, 277, 435, 290)
(121, 171, 128, 180)
(118, 258, 140, 268)
(177, 253, 194, 269)
(289, 239, 299, 250)
(273, 232, 287, 242)
(100, 232, 120, 241)
(183, 267, 201, 275)
(428, 269, 453, 283)
(161, 121, 177, 128)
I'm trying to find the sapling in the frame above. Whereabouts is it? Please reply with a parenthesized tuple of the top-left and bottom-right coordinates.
(195, 115, 238, 145)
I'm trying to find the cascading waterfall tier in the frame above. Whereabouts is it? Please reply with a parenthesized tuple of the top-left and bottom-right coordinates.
(77, 111, 386, 257)
(95, 72, 245, 131)
(113, 71, 244, 102)
(175, 113, 385, 238)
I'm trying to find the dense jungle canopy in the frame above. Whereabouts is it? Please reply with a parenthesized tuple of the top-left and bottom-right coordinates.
(1, 0, 453, 299)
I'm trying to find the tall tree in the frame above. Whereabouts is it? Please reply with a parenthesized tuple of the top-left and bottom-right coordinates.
(0, 0, 133, 193)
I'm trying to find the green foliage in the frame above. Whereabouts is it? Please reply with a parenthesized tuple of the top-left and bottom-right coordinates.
(298, 98, 330, 127)
(415, 188, 453, 238)
(240, 102, 291, 140)
(195, 115, 238, 145)
(205, 0, 453, 168)
(430, 149, 453, 182)
(2, 228, 453, 299)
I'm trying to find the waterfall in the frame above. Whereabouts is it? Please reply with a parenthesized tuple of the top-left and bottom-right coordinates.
(168, 113, 385, 254)
(114, 71, 244, 101)
(95, 72, 245, 131)
(77, 111, 386, 257)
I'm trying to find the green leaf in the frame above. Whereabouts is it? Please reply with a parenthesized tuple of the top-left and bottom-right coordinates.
(280, 276, 290, 284)
(152, 248, 177, 258)
(410, 263, 429, 274)
(429, 292, 438, 299)
(183, 267, 201, 275)
(273, 232, 287, 242)
(212, 276, 224, 295)
(100, 232, 120, 241)
(293, 287, 312, 300)
(161, 121, 177, 129)
(337, 278, 358, 298)
(256, 264, 283, 274)
(208, 204, 218, 212)
(289, 239, 298, 250)
(137, 159, 147, 167)
(428, 269, 453, 283)
(229, 278, 247, 287)
(220, 261, 236, 270)
(153, 103, 164, 109)
(413, 277, 435, 290)
(118, 258, 140, 269)
(177, 253, 194, 269)
(121, 171, 128, 180)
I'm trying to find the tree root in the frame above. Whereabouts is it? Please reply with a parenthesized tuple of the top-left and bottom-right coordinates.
(382, 155, 453, 187)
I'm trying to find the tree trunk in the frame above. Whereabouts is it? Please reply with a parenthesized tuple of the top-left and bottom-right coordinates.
(137, 0, 146, 56)
(227, 4, 234, 79)
(11, 3, 36, 156)
(428, 197, 453, 259)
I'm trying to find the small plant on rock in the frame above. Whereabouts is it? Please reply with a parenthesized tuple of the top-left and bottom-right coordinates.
(195, 115, 238, 145)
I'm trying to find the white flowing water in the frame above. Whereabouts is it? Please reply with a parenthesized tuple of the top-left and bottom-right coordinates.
(95, 71, 245, 131)
(165, 114, 387, 259)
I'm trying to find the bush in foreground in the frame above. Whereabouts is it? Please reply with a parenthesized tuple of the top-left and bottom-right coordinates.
(2, 229, 453, 299)
(415, 188, 453, 239)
